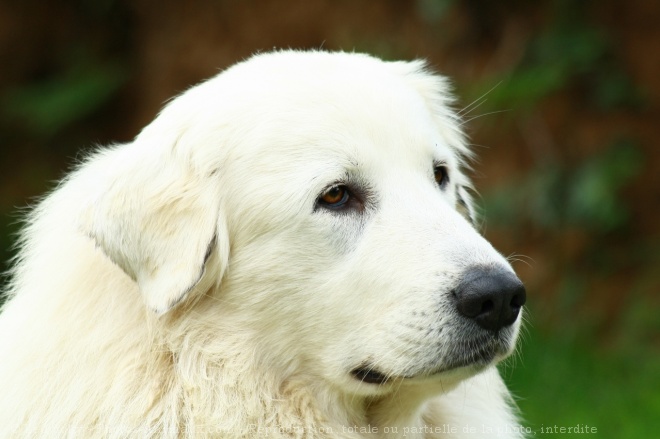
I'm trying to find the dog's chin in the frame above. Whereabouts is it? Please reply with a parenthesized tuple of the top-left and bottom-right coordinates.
(351, 333, 516, 386)
(438, 335, 514, 374)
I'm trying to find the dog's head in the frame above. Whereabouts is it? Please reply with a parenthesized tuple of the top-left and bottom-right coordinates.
(83, 51, 525, 395)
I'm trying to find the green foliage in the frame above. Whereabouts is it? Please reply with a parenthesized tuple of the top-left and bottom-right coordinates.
(416, 0, 456, 23)
(483, 140, 643, 233)
(568, 140, 642, 230)
(2, 62, 127, 138)
(468, 16, 643, 111)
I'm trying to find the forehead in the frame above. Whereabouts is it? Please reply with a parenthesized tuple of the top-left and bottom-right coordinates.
(236, 101, 453, 201)
(193, 53, 465, 197)
(229, 61, 453, 172)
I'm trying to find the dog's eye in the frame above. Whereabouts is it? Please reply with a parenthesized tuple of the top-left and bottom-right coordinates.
(318, 185, 350, 208)
(434, 165, 449, 189)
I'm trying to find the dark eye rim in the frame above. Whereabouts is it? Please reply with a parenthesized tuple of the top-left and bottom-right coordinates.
(434, 164, 450, 189)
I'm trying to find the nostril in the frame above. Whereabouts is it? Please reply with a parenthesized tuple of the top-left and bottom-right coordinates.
(510, 292, 524, 309)
(509, 284, 527, 311)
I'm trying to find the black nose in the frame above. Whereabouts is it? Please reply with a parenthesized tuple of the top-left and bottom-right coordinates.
(453, 267, 526, 332)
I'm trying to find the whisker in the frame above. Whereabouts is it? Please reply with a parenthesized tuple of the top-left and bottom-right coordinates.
(458, 81, 503, 116)
(459, 96, 488, 118)
(507, 253, 535, 268)
(461, 109, 512, 125)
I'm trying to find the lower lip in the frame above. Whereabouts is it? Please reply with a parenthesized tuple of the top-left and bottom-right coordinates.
(351, 342, 506, 384)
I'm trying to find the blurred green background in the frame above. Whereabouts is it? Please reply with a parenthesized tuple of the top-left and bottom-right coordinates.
(0, 0, 658, 436)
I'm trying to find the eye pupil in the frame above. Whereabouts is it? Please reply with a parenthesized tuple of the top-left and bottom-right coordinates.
(434, 166, 449, 187)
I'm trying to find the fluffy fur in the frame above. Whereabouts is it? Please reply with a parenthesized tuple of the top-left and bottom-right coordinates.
(0, 50, 526, 438)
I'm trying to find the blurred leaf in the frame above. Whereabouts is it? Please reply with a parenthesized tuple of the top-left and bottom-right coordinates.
(485, 65, 567, 109)
(2, 63, 127, 138)
(530, 26, 607, 74)
(590, 68, 646, 110)
(482, 140, 643, 233)
(465, 22, 643, 113)
(567, 140, 643, 231)
(526, 165, 565, 229)
(416, 0, 455, 23)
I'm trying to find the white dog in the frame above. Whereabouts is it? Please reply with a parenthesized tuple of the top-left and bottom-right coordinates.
(0, 50, 527, 438)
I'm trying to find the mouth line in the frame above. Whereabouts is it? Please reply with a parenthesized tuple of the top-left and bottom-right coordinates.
(351, 339, 511, 385)
(351, 366, 391, 385)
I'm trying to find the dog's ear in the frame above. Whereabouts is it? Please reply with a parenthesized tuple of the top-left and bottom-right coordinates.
(389, 60, 478, 226)
(80, 145, 229, 315)
(455, 184, 477, 225)
(386, 60, 471, 159)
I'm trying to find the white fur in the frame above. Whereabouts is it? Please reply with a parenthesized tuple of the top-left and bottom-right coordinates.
(0, 50, 525, 438)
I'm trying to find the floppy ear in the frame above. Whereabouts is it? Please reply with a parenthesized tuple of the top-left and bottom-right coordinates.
(81, 145, 228, 315)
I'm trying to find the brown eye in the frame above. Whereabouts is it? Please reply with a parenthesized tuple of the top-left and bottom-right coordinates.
(319, 185, 349, 208)
(434, 165, 449, 188)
